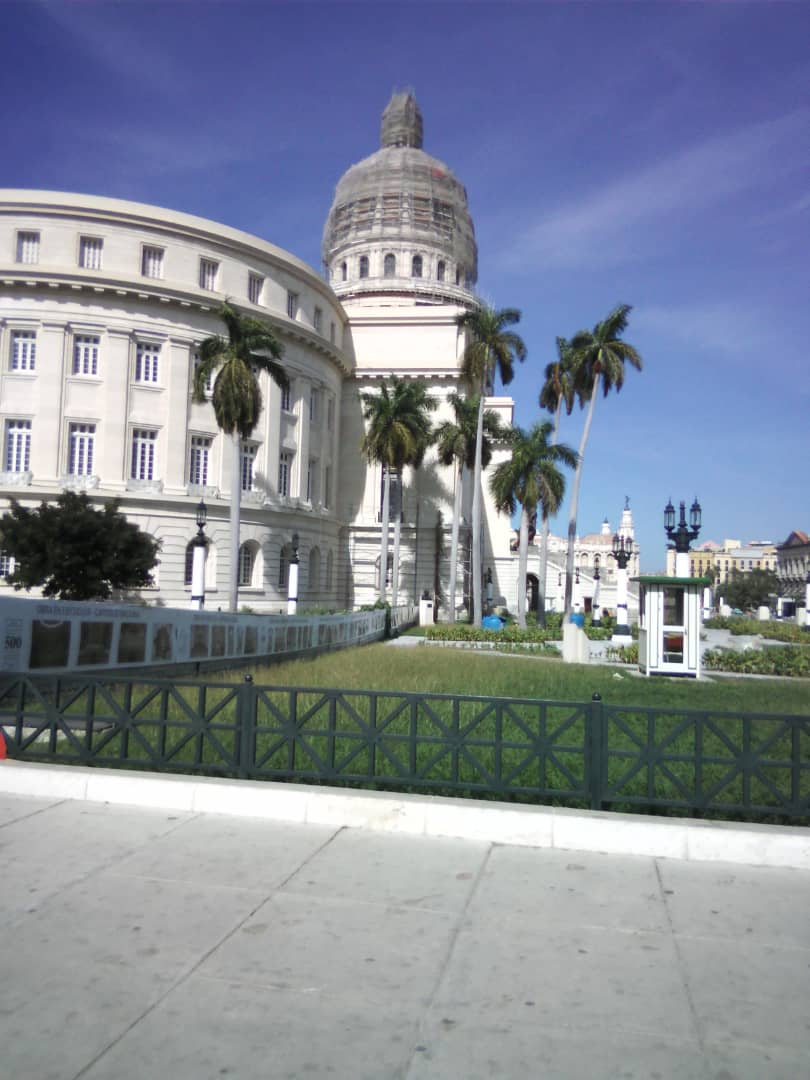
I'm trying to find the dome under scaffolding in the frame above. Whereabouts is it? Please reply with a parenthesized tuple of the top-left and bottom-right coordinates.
(322, 91, 478, 304)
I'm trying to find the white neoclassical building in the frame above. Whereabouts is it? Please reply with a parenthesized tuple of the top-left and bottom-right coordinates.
(0, 92, 637, 618)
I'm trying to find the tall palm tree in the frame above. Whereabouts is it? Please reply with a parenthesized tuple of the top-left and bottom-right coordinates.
(435, 393, 506, 622)
(536, 338, 577, 624)
(563, 303, 643, 617)
(193, 301, 287, 612)
(361, 377, 436, 603)
(456, 304, 526, 625)
(489, 421, 577, 628)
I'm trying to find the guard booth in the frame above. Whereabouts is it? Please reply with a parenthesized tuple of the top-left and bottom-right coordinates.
(633, 576, 709, 678)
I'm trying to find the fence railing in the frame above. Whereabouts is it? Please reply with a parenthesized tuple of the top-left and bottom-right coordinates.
(0, 677, 807, 821)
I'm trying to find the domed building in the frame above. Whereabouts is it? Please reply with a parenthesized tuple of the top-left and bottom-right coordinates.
(0, 91, 636, 618)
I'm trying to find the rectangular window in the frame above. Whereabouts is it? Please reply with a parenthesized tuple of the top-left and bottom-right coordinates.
(326, 397, 334, 431)
(10, 331, 36, 372)
(278, 451, 291, 497)
(199, 258, 219, 291)
(141, 246, 164, 278)
(5, 419, 31, 473)
(192, 349, 213, 395)
(189, 436, 211, 486)
(68, 423, 95, 476)
(280, 383, 292, 412)
(241, 442, 257, 492)
(306, 459, 314, 502)
(323, 465, 331, 509)
(309, 390, 318, 423)
(287, 291, 298, 320)
(135, 342, 160, 384)
(0, 553, 15, 577)
(248, 273, 264, 305)
(313, 306, 323, 333)
(131, 429, 157, 481)
(16, 231, 39, 264)
(73, 335, 100, 376)
(79, 236, 103, 270)
(329, 322, 336, 345)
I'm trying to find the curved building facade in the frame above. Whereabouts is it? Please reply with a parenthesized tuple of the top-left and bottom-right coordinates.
(0, 191, 350, 610)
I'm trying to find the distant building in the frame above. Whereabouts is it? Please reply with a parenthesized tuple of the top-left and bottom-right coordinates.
(666, 539, 776, 582)
(776, 531, 810, 599)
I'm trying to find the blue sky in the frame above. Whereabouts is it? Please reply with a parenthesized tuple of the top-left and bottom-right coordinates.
(4, 0, 808, 570)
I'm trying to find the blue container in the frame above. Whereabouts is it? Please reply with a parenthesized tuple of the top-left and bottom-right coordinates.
(481, 615, 504, 631)
(570, 612, 585, 628)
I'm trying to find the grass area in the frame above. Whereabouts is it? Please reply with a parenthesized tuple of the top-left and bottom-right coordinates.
(233, 643, 810, 714)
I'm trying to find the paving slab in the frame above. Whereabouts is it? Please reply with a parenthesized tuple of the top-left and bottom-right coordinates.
(0, 792, 808, 1080)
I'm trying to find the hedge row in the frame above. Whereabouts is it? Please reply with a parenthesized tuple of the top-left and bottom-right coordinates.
(703, 646, 810, 677)
(704, 617, 808, 643)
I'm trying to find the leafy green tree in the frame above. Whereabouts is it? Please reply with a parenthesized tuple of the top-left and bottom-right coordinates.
(361, 377, 436, 602)
(489, 421, 577, 628)
(564, 304, 642, 617)
(194, 302, 287, 612)
(0, 492, 160, 600)
(721, 569, 780, 612)
(456, 304, 526, 625)
(536, 337, 577, 625)
(435, 393, 506, 622)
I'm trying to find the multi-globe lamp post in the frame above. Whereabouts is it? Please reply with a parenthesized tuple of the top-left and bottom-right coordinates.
(189, 499, 208, 610)
(591, 565, 601, 627)
(287, 532, 300, 615)
(664, 498, 702, 576)
(609, 533, 634, 644)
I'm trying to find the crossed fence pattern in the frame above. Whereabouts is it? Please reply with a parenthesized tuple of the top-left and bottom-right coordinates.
(1, 677, 808, 820)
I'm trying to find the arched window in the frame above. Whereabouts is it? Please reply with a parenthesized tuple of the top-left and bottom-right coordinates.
(359, 255, 369, 279)
(383, 253, 396, 278)
(308, 546, 321, 595)
(238, 541, 259, 588)
(437, 260, 445, 282)
(341, 261, 347, 282)
(455, 266, 461, 285)
(326, 549, 334, 591)
(411, 254, 422, 278)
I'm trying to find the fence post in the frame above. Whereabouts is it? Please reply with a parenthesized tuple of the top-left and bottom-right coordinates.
(588, 692, 605, 811)
(237, 674, 256, 780)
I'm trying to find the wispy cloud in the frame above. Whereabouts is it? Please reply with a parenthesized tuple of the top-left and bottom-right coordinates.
(496, 108, 809, 270)
(35, 1, 186, 98)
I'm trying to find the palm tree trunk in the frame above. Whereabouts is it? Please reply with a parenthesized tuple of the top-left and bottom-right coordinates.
(392, 514, 401, 607)
(379, 466, 390, 600)
(537, 399, 562, 627)
(471, 385, 486, 625)
(564, 374, 599, 617)
(228, 431, 242, 612)
(517, 505, 530, 629)
(447, 460, 463, 623)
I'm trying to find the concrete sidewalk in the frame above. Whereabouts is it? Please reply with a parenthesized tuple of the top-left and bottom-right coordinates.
(1, 790, 808, 1079)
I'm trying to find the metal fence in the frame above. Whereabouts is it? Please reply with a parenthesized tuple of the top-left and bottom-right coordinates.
(0, 676, 808, 821)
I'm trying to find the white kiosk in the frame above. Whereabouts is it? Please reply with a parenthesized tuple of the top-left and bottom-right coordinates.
(634, 575, 709, 678)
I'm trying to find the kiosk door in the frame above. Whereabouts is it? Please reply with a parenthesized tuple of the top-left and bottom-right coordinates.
(661, 586, 687, 672)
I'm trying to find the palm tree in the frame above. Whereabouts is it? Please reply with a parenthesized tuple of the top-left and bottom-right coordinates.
(489, 421, 577, 628)
(435, 393, 506, 622)
(193, 301, 287, 612)
(563, 303, 643, 617)
(361, 377, 436, 603)
(456, 304, 526, 625)
(536, 338, 577, 624)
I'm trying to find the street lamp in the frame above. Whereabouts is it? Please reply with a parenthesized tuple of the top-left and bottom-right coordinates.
(287, 532, 300, 615)
(486, 567, 493, 613)
(592, 565, 602, 627)
(573, 566, 581, 613)
(610, 532, 633, 643)
(664, 497, 702, 576)
(190, 499, 208, 610)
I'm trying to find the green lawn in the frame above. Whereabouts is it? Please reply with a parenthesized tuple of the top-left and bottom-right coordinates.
(233, 643, 809, 715)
